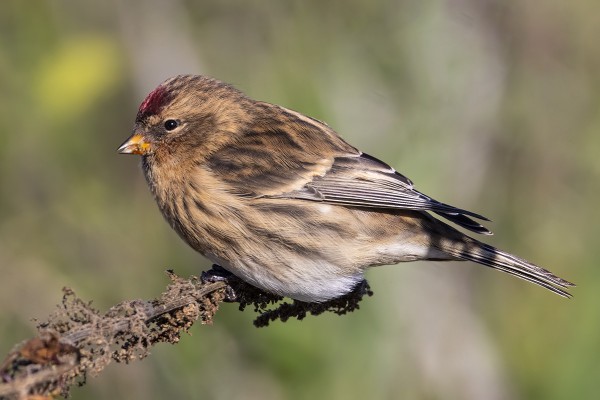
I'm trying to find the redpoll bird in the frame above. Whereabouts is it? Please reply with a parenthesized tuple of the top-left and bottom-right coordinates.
(118, 75, 574, 302)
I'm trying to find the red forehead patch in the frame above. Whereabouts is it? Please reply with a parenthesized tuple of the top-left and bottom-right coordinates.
(137, 85, 169, 119)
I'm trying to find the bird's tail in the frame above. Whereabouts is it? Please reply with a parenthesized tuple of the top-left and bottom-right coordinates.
(436, 235, 575, 298)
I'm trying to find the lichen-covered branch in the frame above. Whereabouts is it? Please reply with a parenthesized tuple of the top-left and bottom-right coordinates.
(0, 266, 372, 399)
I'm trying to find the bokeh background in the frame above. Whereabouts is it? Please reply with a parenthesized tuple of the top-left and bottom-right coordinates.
(1, 0, 598, 399)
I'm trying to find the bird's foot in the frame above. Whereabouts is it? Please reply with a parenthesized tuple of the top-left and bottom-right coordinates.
(201, 265, 238, 302)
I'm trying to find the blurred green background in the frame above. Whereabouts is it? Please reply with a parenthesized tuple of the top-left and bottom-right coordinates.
(1, 0, 598, 399)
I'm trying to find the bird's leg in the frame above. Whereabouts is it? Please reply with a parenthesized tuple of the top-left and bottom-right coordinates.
(201, 264, 238, 302)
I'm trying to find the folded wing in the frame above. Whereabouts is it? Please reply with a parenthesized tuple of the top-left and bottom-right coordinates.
(271, 152, 492, 235)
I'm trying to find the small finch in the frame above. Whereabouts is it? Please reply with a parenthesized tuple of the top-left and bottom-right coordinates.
(118, 75, 574, 301)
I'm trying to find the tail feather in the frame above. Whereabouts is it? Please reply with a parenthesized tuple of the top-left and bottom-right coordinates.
(440, 238, 575, 298)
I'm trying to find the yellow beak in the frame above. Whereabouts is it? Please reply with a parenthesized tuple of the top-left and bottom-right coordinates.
(117, 133, 150, 155)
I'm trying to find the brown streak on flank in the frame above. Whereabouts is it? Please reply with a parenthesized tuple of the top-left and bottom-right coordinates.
(182, 196, 193, 222)
(248, 224, 316, 259)
(203, 223, 239, 250)
(192, 197, 216, 218)
(252, 202, 311, 219)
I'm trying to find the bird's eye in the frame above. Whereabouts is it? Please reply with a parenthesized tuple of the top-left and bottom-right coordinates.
(164, 119, 179, 131)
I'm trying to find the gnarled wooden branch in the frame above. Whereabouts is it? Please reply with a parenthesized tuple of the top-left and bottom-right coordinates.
(0, 266, 372, 399)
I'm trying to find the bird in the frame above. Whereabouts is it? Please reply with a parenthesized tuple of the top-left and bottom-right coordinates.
(118, 74, 574, 302)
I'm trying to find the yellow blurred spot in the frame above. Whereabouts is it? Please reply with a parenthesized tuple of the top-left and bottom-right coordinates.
(36, 36, 121, 120)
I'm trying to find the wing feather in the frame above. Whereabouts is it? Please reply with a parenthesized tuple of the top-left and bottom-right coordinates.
(271, 152, 492, 235)
(206, 104, 491, 235)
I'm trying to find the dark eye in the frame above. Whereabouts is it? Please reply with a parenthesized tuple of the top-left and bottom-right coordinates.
(164, 119, 179, 131)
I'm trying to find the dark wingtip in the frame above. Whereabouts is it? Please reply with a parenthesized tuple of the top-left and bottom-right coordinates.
(559, 290, 573, 299)
(436, 212, 493, 235)
(558, 278, 577, 288)
(462, 209, 491, 222)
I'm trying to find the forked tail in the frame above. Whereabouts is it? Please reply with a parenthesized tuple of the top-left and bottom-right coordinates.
(439, 237, 575, 298)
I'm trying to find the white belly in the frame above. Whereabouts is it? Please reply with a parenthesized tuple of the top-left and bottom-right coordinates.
(205, 251, 363, 302)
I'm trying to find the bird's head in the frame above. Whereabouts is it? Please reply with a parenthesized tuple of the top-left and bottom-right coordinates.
(118, 75, 250, 158)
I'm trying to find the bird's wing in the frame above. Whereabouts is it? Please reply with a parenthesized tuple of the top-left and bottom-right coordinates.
(206, 105, 491, 234)
(270, 152, 492, 235)
(206, 105, 359, 197)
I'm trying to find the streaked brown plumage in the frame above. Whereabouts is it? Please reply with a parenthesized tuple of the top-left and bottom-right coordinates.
(118, 75, 574, 302)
